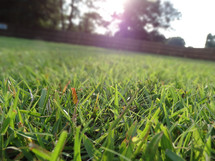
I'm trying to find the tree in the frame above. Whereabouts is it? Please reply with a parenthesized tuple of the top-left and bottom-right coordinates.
(166, 37, 185, 47)
(205, 33, 215, 48)
(67, 0, 81, 31)
(66, 0, 107, 31)
(115, 0, 181, 42)
(0, 0, 62, 29)
(78, 12, 109, 33)
(60, 0, 66, 30)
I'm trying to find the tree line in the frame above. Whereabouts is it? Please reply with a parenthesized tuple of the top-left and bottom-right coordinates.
(1, 0, 214, 48)
(0, 0, 181, 39)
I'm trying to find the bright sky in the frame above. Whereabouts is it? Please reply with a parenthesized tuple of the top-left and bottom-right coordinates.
(163, 0, 215, 48)
(97, 0, 215, 48)
(68, 0, 215, 48)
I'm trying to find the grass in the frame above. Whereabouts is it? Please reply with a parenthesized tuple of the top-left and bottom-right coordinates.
(0, 36, 215, 161)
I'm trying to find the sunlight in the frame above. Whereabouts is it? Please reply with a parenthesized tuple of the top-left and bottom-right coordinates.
(104, 0, 126, 14)
(99, 0, 127, 19)
(95, 0, 127, 35)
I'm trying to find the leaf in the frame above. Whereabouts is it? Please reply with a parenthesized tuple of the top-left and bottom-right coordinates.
(101, 130, 115, 161)
(74, 126, 82, 161)
(144, 132, 163, 161)
(54, 100, 72, 125)
(50, 131, 68, 161)
(63, 80, 71, 94)
(29, 143, 52, 160)
(120, 122, 137, 160)
(19, 110, 41, 117)
(101, 147, 131, 161)
(203, 136, 211, 161)
(83, 135, 101, 160)
(0, 117, 10, 135)
(71, 88, 78, 105)
(166, 149, 185, 161)
(160, 124, 174, 151)
(134, 120, 152, 156)
(193, 126, 204, 160)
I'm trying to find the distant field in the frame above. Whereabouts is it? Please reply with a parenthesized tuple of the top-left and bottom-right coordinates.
(0, 36, 214, 161)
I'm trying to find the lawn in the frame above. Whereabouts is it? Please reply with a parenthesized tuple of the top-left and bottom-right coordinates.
(0, 36, 214, 161)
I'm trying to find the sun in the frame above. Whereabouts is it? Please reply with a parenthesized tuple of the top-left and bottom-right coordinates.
(105, 0, 126, 14)
(98, 0, 127, 19)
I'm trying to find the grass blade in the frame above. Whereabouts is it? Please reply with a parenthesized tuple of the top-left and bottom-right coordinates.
(166, 149, 185, 161)
(50, 131, 68, 161)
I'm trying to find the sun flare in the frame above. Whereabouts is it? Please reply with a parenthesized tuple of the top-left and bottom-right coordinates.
(100, 0, 127, 15)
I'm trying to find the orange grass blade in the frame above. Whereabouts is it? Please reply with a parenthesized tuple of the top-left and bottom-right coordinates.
(62, 80, 71, 94)
(71, 88, 78, 105)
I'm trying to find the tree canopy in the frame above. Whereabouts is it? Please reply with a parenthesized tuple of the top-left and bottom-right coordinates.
(205, 33, 215, 48)
(166, 37, 185, 47)
(0, 0, 181, 39)
(0, 0, 62, 29)
(115, 0, 181, 42)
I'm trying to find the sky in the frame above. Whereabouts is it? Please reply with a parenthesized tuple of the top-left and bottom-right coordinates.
(96, 0, 215, 48)
(163, 0, 215, 48)
(69, 0, 215, 48)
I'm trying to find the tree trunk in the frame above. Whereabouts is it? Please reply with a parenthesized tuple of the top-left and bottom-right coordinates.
(60, 0, 65, 30)
(67, 0, 75, 31)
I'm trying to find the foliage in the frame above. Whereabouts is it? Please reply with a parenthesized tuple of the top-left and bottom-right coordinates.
(0, 0, 107, 32)
(78, 12, 110, 33)
(205, 33, 215, 48)
(0, 0, 62, 29)
(0, 36, 215, 160)
(166, 37, 186, 47)
(115, 0, 181, 42)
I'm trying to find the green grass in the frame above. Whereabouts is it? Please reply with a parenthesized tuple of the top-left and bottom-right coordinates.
(0, 36, 215, 161)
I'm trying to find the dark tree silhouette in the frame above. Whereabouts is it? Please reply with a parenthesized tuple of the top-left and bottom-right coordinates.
(166, 37, 185, 47)
(0, 0, 62, 29)
(115, 0, 181, 42)
(78, 12, 110, 33)
(205, 33, 215, 48)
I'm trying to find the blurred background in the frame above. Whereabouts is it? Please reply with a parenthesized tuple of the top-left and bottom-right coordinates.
(0, 0, 215, 48)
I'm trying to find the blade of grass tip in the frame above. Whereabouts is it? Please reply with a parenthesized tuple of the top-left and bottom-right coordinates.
(71, 88, 78, 108)
(78, 84, 100, 127)
(0, 117, 10, 135)
(71, 88, 78, 128)
(144, 132, 163, 161)
(109, 90, 138, 130)
(133, 120, 152, 157)
(83, 135, 101, 160)
(54, 100, 73, 125)
(165, 149, 185, 161)
(193, 126, 204, 160)
(80, 83, 100, 106)
(8, 88, 20, 130)
(19, 110, 41, 117)
(39, 88, 49, 115)
(62, 80, 71, 95)
(71, 88, 78, 105)
(29, 143, 52, 160)
(134, 108, 161, 156)
(114, 84, 119, 108)
(203, 136, 211, 161)
(50, 131, 68, 161)
(120, 122, 137, 159)
(74, 126, 82, 161)
(16, 107, 24, 125)
(160, 124, 174, 151)
(101, 147, 131, 161)
(101, 129, 115, 161)
(93, 93, 100, 113)
(162, 103, 171, 129)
